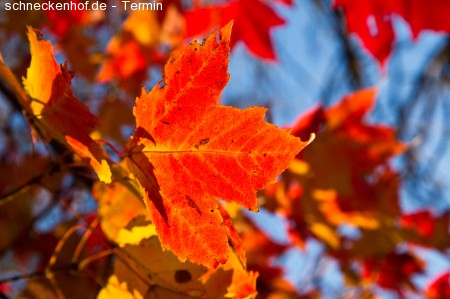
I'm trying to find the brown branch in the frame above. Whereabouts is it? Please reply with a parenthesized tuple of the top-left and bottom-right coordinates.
(0, 52, 30, 110)
(0, 265, 77, 285)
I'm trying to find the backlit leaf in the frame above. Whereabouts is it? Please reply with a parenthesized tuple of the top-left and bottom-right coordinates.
(334, 0, 450, 66)
(126, 23, 309, 267)
(184, 0, 286, 60)
(426, 271, 450, 299)
(98, 275, 144, 299)
(23, 28, 111, 183)
(94, 180, 154, 246)
(113, 237, 208, 298)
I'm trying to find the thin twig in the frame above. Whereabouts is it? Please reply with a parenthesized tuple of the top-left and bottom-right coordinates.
(72, 217, 100, 265)
(0, 266, 76, 284)
(0, 162, 58, 206)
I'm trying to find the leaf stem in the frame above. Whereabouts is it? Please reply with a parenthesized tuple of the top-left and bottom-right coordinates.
(96, 139, 126, 156)
(78, 249, 115, 271)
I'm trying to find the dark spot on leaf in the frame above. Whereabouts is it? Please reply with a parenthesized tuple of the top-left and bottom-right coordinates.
(162, 121, 170, 125)
(186, 196, 201, 215)
(263, 153, 267, 157)
(195, 145, 199, 149)
(199, 138, 209, 145)
(175, 270, 192, 284)
(210, 209, 214, 213)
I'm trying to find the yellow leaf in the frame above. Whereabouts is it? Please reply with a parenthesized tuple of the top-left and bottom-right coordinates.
(117, 222, 157, 247)
(94, 181, 147, 243)
(97, 275, 143, 299)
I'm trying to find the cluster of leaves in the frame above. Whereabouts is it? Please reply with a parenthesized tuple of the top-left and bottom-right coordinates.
(262, 89, 450, 297)
(1, 0, 450, 299)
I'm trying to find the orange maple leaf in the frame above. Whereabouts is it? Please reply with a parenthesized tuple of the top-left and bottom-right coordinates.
(23, 28, 111, 183)
(126, 23, 309, 267)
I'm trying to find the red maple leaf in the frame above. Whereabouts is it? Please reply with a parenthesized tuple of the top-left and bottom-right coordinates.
(426, 272, 450, 299)
(334, 0, 450, 66)
(184, 0, 286, 60)
(363, 251, 424, 295)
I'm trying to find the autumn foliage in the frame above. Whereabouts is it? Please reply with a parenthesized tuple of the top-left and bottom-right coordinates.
(334, 0, 450, 66)
(1, 1, 450, 299)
